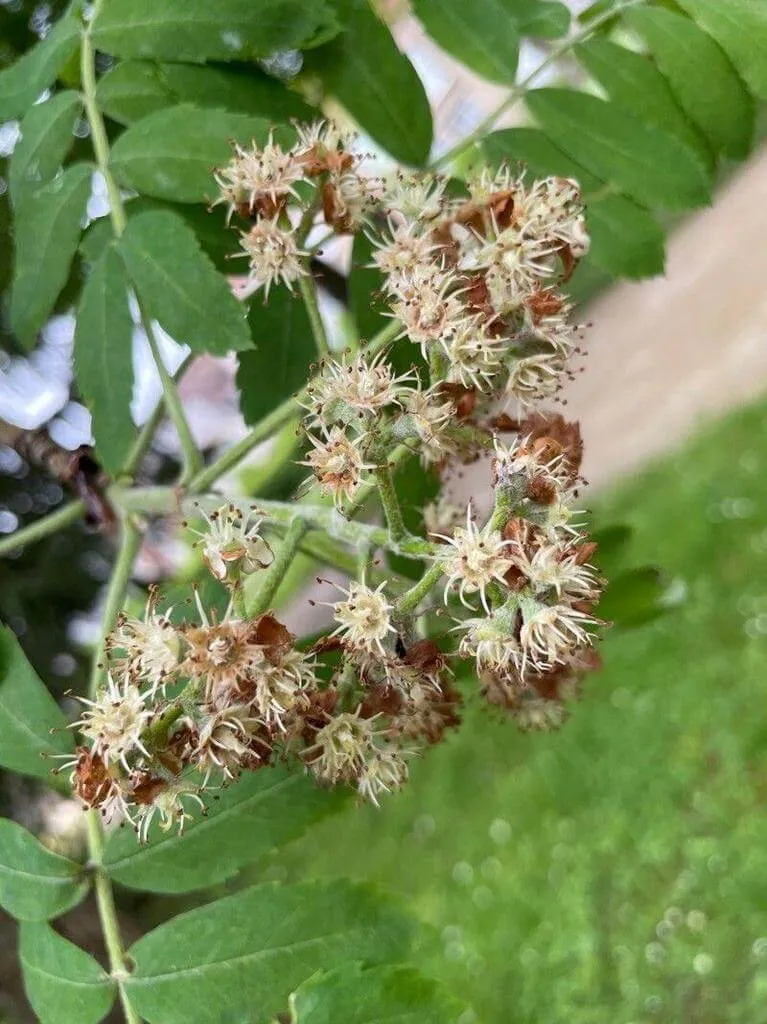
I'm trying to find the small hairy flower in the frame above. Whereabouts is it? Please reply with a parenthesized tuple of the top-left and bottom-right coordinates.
(443, 320, 504, 390)
(331, 581, 395, 655)
(108, 590, 181, 695)
(438, 507, 512, 612)
(515, 176, 590, 257)
(356, 746, 410, 805)
(323, 166, 380, 232)
(391, 267, 471, 355)
(458, 609, 522, 676)
(400, 386, 456, 464)
(372, 221, 441, 279)
(134, 783, 206, 844)
(505, 352, 566, 404)
(304, 351, 414, 424)
(238, 218, 307, 297)
(382, 170, 446, 222)
(190, 704, 262, 783)
(214, 135, 305, 219)
(423, 495, 465, 539)
(75, 674, 151, 772)
(518, 596, 597, 673)
(308, 710, 377, 785)
(506, 526, 600, 602)
(188, 503, 273, 584)
(301, 426, 372, 508)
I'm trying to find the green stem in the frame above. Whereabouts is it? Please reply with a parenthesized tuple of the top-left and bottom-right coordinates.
(86, 811, 141, 1024)
(89, 517, 143, 699)
(247, 518, 309, 616)
(298, 272, 330, 358)
(0, 500, 85, 558)
(396, 559, 444, 615)
(431, 0, 647, 170)
(374, 463, 407, 543)
(82, 15, 199, 486)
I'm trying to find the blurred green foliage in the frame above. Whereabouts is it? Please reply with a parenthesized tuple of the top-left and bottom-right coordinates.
(275, 397, 767, 1024)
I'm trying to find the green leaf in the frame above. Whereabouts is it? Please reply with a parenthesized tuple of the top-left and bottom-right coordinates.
(587, 194, 665, 279)
(676, 0, 767, 101)
(9, 90, 82, 206)
(92, 0, 338, 63)
(124, 880, 413, 1024)
(0, 626, 72, 782)
(304, 0, 433, 166)
(74, 246, 135, 476)
(10, 162, 92, 349)
(481, 128, 665, 279)
(598, 566, 669, 628)
(96, 60, 315, 126)
(19, 921, 116, 1024)
(575, 38, 711, 166)
(237, 289, 316, 426)
(0, 818, 88, 921)
(626, 6, 754, 160)
(412, 0, 521, 84)
(525, 88, 711, 211)
(117, 209, 251, 354)
(110, 103, 275, 203)
(0, 13, 80, 120)
(103, 766, 347, 892)
(290, 964, 468, 1023)
(412, 0, 569, 84)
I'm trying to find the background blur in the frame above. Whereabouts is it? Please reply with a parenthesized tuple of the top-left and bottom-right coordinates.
(2, 1, 767, 1021)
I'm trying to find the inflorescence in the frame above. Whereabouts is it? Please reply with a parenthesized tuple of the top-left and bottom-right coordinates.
(66, 122, 606, 840)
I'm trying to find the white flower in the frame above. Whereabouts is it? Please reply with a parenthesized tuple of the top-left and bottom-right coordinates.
(214, 135, 305, 218)
(108, 591, 181, 695)
(437, 507, 512, 613)
(301, 426, 373, 508)
(324, 166, 380, 231)
(515, 176, 589, 257)
(382, 170, 446, 222)
(134, 783, 206, 844)
(391, 267, 471, 355)
(331, 581, 395, 655)
(304, 351, 414, 424)
(443, 320, 505, 390)
(309, 711, 377, 784)
(356, 746, 410, 805)
(458, 610, 522, 675)
(508, 532, 600, 602)
(505, 351, 566, 404)
(76, 674, 152, 772)
(245, 655, 313, 731)
(294, 119, 355, 157)
(372, 221, 441, 280)
(237, 218, 307, 297)
(192, 705, 260, 783)
(187, 503, 273, 584)
(518, 596, 596, 672)
(423, 495, 465, 539)
(400, 386, 456, 464)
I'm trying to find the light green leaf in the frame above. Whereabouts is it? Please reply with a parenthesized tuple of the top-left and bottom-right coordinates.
(96, 60, 315, 126)
(525, 88, 711, 211)
(587, 193, 665, 279)
(0, 626, 73, 782)
(20, 921, 116, 1024)
(412, 0, 569, 84)
(124, 880, 414, 1024)
(103, 766, 347, 892)
(626, 6, 754, 160)
(0, 818, 88, 921)
(9, 90, 82, 205)
(0, 13, 80, 120)
(10, 162, 92, 348)
(237, 290, 316, 427)
(74, 246, 135, 476)
(676, 0, 767, 100)
(290, 964, 468, 1023)
(118, 209, 251, 354)
(575, 38, 711, 166)
(110, 103, 275, 203)
(92, 0, 338, 63)
(305, 0, 432, 166)
(481, 128, 665, 279)
(412, 0, 521, 83)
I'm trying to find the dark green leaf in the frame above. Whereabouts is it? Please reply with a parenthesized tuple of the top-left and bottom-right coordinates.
(412, 0, 520, 84)
(388, 457, 440, 581)
(237, 290, 316, 427)
(92, 0, 339, 63)
(290, 964, 468, 1023)
(9, 90, 82, 205)
(0, 818, 88, 921)
(525, 88, 711, 211)
(599, 566, 669, 628)
(96, 60, 315, 126)
(118, 209, 251, 354)
(110, 104, 275, 203)
(349, 231, 388, 342)
(481, 128, 665, 279)
(10, 162, 92, 348)
(515, 0, 570, 38)
(587, 194, 665, 279)
(0, 13, 80, 121)
(19, 921, 116, 1024)
(103, 766, 347, 892)
(74, 245, 135, 476)
(305, 0, 432, 166)
(0, 626, 72, 782)
(676, 0, 767, 101)
(575, 38, 711, 166)
(626, 6, 754, 160)
(124, 880, 413, 1024)
(591, 523, 633, 573)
